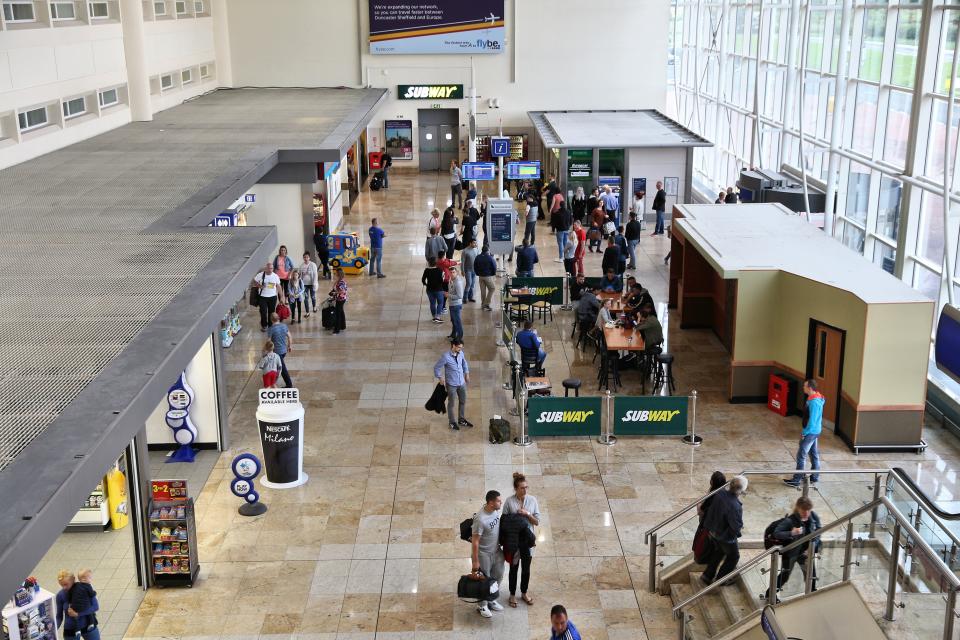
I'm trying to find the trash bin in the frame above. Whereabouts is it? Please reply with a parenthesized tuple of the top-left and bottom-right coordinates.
(767, 373, 795, 416)
(369, 151, 383, 171)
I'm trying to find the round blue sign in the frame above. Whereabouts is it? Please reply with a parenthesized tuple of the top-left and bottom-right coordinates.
(231, 478, 253, 498)
(231, 453, 261, 480)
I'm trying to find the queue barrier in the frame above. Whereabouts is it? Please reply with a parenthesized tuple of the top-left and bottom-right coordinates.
(521, 391, 699, 442)
(506, 276, 565, 305)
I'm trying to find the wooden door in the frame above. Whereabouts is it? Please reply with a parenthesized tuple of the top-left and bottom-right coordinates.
(810, 322, 844, 425)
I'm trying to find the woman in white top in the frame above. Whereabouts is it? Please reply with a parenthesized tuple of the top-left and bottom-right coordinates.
(595, 298, 614, 330)
(502, 472, 541, 607)
(450, 160, 463, 209)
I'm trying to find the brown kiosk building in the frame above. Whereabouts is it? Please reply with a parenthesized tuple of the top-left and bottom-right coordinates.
(668, 203, 934, 453)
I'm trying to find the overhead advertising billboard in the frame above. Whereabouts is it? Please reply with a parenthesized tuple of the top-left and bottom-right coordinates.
(369, 1, 505, 55)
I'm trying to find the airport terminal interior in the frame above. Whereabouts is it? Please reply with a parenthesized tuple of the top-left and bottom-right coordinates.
(2, 1, 960, 639)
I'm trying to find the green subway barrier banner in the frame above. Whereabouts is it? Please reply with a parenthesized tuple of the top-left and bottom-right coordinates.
(527, 396, 602, 437)
(509, 277, 564, 305)
(614, 395, 689, 436)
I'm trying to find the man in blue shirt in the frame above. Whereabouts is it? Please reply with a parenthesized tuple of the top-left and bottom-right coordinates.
(267, 312, 293, 388)
(600, 185, 618, 223)
(516, 239, 538, 277)
(473, 246, 498, 310)
(434, 339, 472, 430)
(785, 379, 825, 487)
(515, 320, 546, 368)
(601, 270, 622, 293)
(550, 604, 581, 640)
(368, 218, 386, 278)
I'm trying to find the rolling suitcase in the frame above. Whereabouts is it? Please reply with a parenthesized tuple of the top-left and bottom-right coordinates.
(321, 302, 336, 329)
(370, 172, 383, 191)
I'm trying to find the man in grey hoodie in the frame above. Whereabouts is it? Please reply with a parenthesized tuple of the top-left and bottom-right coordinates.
(461, 239, 479, 303)
(448, 266, 466, 341)
(424, 227, 448, 263)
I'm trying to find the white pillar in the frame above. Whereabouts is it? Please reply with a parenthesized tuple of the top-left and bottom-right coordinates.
(468, 58, 477, 162)
(119, 0, 151, 121)
(212, 0, 234, 87)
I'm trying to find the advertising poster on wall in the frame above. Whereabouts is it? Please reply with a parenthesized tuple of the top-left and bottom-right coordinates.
(369, 1, 505, 55)
(384, 120, 413, 160)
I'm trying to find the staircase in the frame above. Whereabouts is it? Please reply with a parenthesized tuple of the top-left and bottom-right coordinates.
(670, 572, 759, 639)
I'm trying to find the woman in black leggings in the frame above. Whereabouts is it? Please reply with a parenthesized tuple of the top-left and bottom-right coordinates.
(502, 472, 540, 607)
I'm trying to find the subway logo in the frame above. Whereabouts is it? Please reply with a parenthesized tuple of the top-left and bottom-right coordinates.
(535, 410, 595, 423)
(621, 410, 682, 422)
(524, 287, 559, 296)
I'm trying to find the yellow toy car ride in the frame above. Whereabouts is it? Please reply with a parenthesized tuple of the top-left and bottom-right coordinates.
(327, 232, 370, 275)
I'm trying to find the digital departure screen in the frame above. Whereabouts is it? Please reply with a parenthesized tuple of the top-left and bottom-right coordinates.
(506, 161, 541, 180)
(462, 162, 496, 181)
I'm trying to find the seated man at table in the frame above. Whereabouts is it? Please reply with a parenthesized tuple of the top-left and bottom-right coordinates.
(621, 276, 637, 299)
(600, 269, 623, 293)
(516, 239, 539, 277)
(637, 303, 664, 350)
(516, 320, 547, 368)
(576, 287, 601, 329)
(625, 283, 655, 315)
(570, 273, 588, 301)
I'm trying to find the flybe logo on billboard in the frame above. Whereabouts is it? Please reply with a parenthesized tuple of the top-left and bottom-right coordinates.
(536, 410, 595, 424)
(621, 410, 682, 423)
(399, 84, 464, 100)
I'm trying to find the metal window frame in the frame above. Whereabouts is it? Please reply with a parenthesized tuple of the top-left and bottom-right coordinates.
(17, 106, 48, 132)
(87, 0, 107, 18)
(2, 0, 35, 22)
(49, 1, 75, 20)
(98, 87, 119, 107)
(671, 0, 960, 322)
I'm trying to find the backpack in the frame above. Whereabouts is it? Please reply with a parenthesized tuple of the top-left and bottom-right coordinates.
(459, 516, 475, 541)
(489, 417, 511, 444)
(764, 515, 790, 549)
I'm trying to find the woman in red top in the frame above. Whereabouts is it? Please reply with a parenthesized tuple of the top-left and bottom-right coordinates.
(573, 220, 587, 276)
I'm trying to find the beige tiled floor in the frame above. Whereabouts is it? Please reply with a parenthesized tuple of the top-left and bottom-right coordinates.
(124, 171, 960, 639)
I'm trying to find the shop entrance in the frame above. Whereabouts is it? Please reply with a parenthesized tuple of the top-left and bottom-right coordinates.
(807, 320, 845, 426)
(417, 109, 458, 171)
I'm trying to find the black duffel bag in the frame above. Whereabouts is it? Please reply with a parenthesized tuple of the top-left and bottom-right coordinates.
(457, 571, 498, 603)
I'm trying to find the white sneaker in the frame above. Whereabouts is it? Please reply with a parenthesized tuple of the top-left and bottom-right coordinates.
(478, 604, 493, 618)
(488, 601, 504, 611)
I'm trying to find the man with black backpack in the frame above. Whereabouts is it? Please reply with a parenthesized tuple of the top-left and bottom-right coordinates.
(764, 496, 822, 601)
(380, 147, 392, 189)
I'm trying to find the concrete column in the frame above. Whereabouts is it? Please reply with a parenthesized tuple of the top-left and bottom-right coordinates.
(119, 0, 152, 121)
(212, 0, 234, 87)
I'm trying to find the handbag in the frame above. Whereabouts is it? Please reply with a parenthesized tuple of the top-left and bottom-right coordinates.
(692, 524, 714, 564)
(249, 272, 265, 307)
(276, 302, 290, 321)
(603, 220, 616, 235)
(457, 571, 499, 602)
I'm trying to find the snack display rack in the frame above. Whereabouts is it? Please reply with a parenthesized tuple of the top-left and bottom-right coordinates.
(148, 498, 199, 587)
(66, 483, 109, 530)
(1, 588, 56, 640)
(220, 300, 242, 348)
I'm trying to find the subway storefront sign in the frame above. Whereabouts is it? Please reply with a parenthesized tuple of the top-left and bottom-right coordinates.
(528, 396, 602, 437)
(398, 84, 464, 99)
(510, 277, 564, 305)
(614, 396, 688, 436)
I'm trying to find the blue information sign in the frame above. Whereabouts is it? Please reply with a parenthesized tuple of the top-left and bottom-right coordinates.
(462, 162, 496, 181)
(244, 194, 256, 203)
(506, 161, 541, 180)
(491, 137, 510, 158)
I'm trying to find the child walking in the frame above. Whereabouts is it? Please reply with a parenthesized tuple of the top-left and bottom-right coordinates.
(287, 270, 305, 323)
(258, 341, 282, 388)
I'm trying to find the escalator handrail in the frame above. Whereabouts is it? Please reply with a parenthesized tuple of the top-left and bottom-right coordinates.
(891, 466, 960, 521)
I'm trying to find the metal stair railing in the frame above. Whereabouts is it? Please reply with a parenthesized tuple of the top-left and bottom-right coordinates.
(644, 468, 888, 593)
(670, 496, 960, 640)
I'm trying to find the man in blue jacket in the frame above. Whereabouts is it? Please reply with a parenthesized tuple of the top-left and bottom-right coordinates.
(473, 246, 498, 310)
(368, 218, 386, 278)
(515, 239, 538, 278)
(702, 475, 747, 585)
(785, 379, 825, 487)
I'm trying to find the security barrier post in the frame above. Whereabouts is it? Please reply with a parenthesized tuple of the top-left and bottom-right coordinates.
(682, 389, 703, 446)
(598, 390, 617, 445)
(513, 387, 532, 447)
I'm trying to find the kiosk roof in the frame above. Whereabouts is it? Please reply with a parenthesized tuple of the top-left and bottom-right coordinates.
(528, 109, 712, 148)
(673, 203, 931, 305)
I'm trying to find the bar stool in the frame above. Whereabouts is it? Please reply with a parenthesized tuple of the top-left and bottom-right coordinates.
(653, 353, 676, 395)
(532, 300, 553, 324)
(562, 378, 582, 397)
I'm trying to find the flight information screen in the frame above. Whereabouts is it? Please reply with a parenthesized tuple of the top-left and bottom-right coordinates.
(506, 161, 541, 180)
(462, 162, 496, 181)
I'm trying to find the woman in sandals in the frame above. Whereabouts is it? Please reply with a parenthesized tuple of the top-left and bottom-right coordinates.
(502, 471, 540, 607)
